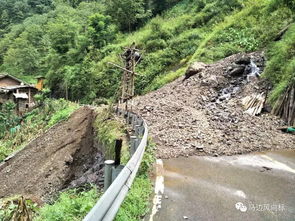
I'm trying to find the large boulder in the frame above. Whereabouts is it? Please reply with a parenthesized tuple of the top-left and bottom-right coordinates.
(201, 75, 219, 88)
(229, 64, 245, 77)
(235, 55, 251, 65)
(184, 62, 207, 80)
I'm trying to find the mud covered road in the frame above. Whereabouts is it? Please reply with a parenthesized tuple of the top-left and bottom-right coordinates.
(0, 107, 103, 202)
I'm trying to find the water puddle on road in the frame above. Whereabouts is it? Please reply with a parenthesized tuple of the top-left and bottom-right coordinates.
(151, 150, 295, 221)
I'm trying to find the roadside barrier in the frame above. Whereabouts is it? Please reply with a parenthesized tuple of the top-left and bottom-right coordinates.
(83, 109, 148, 221)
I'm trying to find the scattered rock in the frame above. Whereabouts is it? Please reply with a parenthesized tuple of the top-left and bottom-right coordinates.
(184, 62, 207, 81)
(229, 65, 245, 77)
(260, 166, 272, 172)
(236, 56, 251, 65)
(201, 75, 219, 87)
(132, 52, 295, 159)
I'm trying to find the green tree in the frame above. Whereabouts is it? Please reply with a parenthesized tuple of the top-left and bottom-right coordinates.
(106, 0, 151, 31)
(88, 13, 117, 48)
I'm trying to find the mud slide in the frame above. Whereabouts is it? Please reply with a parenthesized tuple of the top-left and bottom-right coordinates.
(0, 107, 103, 202)
(133, 52, 295, 158)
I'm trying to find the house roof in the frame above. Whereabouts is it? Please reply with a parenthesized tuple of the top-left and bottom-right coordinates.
(0, 85, 37, 90)
(0, 73, 24, 84)
(0, 85, 38, 95)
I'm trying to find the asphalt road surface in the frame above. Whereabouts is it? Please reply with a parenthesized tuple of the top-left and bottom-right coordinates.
(151, 150, 295, 221)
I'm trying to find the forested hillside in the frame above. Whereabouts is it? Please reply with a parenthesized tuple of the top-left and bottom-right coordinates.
(0, 0, 294, 104)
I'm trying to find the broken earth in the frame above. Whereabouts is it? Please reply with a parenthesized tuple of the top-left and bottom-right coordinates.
(133, 52, 295, 159)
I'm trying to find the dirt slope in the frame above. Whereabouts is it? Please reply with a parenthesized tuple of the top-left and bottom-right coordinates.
(0, 107, 103, 202)
(133, 52, 295, 159)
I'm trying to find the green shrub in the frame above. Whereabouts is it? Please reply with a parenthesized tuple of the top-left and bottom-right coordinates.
(0, 196, 37, 221)
(47, 105, 77, 128)
(34, 187, 100, 221)
(268, 0, 295, 12)
(264, 24, 295, 104)
(115, 141, 155, 221)
(146, 39, 167, 52)
(0, 102, 20, 138)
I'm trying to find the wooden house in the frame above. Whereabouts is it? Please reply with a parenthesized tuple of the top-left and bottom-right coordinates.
(0, 74, 39, 114)
(0, 74, 23, 87)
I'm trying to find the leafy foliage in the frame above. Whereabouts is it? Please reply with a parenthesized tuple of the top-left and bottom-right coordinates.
(34, 187, 100, 221)
(264, 24, 295, 104)
(105, 0, 151, 32)
(0, 102, 20, 138)
(0, 0, 53, 37)
(0, 99, 78, 161)
(0, 196, 38, 221)
(0, 0, 294, 108)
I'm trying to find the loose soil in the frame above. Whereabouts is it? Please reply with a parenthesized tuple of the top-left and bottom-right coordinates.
(133, 52, 295, 159)
(0, 107, 104, 202)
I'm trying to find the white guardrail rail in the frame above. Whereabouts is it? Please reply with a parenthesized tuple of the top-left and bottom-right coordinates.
(83, 109, 148, 221)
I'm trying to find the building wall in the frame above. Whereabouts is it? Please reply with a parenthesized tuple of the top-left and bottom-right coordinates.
(17, 88, 38, 104)
(0, 77, 21, 87)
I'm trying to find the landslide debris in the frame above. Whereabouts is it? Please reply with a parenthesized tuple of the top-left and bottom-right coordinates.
(133, 52, 295, 159)
(0, 107, 104, 202)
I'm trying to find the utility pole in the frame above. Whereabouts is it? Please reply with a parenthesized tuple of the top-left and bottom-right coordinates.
(108, 42, 142, 112)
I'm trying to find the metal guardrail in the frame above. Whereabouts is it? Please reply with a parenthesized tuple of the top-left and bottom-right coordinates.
(83, 110, 148, 221)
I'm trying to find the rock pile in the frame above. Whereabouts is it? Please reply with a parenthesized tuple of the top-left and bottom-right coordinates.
(133, 52, 295, 159)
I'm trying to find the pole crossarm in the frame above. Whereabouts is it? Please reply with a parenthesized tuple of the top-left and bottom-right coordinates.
(107, 62, 139, 76)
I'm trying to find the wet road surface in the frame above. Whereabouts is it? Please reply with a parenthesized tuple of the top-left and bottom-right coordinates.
(152, 150, 295, 221)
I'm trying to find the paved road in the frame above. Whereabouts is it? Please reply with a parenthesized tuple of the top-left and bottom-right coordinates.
(151, 150, 295, 221)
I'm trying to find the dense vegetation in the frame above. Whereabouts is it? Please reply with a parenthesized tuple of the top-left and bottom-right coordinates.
(0, 0, 294, 104)
(34, 186, 101, 221)
(0, 0, 294, 219)
(0, 98, 78, 161)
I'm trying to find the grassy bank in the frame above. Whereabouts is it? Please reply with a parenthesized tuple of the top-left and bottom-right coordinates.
(115, 140, 155, 221)
(93, 106, 129, 162)
(91, 0, 294, 106)
(34, 187, 101, 221)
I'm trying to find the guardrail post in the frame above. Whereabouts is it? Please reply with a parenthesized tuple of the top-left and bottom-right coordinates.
(111, 165, 124, 182)
(114, 139, 122, 166)
(135, 138, 141, 149)
(136, 125, 143, 136)
(137, 118, 143, 126)
(83, 110, 148, 221)
(128, 112, 133, 124)
(130, 136, 137, 156)
(104, 160, 115, 191)
(135, 125, 144, 136)
(132, 115, 137, 128)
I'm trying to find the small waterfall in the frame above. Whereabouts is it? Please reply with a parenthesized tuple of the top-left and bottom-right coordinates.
(247, 60, 260, 81)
